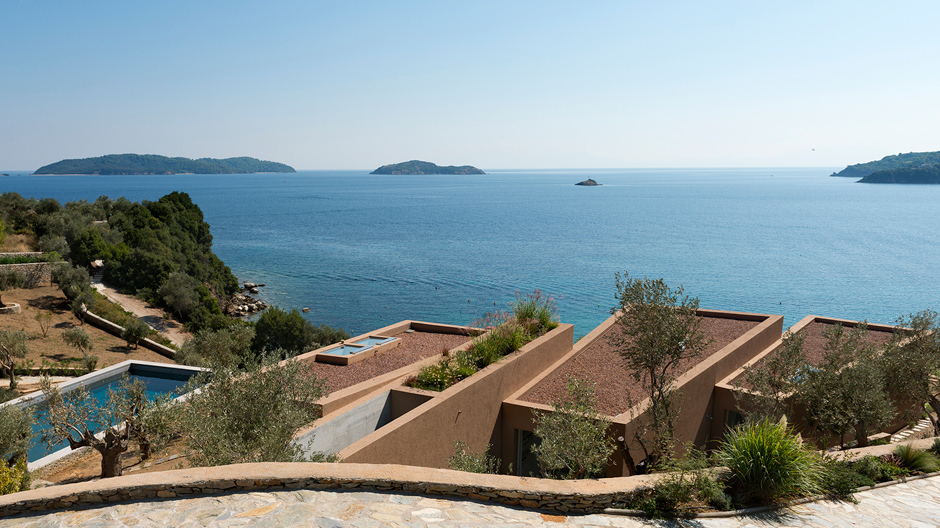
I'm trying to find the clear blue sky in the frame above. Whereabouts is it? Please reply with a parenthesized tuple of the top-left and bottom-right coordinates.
(2, 1, 938, 170)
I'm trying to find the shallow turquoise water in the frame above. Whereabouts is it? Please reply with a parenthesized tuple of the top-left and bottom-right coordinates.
(3, 167, 939, 337)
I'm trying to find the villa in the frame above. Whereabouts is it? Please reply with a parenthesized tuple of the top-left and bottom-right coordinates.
(289, 309, 912, 478)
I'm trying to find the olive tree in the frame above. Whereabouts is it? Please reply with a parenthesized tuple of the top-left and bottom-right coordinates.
(609, 272, 709, 468)
(51, 263, 91, 301)
(531, 378, 614, 479)
(179, 356, 329, 466)
(177, 324, 255, 368)
(0, 405, 34, 465)
(0, 329, 29, 390)
(0, 268, 24, 308)
(121, 318, 151, 350)
(157, 272, 199, 320)
(797, 323, 895, 448)
(734, 331, 807, 422)
(61, 327, 93, 357)
(881, 310, 940, 435)
(39, 375, 145, 478)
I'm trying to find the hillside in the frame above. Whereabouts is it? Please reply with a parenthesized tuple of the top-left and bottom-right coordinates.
(370, 160, 484, 175)
(831, 151, 940, 179)
(34, 154, 296, 175)
(859, 165, 940, 184)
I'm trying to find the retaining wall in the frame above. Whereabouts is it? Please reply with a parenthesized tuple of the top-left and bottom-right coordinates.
(83, 310, 177, 359)
(0, 462, 659, 518)
(0, 262, 53, 287)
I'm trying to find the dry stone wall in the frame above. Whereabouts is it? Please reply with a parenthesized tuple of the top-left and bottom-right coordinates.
(0, 463, 658, 517)
(0, 262, 53, 288)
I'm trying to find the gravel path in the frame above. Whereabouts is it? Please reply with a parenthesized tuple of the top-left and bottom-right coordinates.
(91, 272, 191, 347)
(5, 473, 940, 527)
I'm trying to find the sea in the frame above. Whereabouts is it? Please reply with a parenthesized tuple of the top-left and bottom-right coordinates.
(2, 167, 939, 338)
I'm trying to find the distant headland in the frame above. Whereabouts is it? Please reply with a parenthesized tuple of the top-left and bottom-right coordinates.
(831, 151, 940, 183)
(370, 160, 484, 175)
(33, 154, 296, 175)
(575, 178, 600, 186)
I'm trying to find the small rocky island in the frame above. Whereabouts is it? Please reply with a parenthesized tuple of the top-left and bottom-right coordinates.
(34, 154, 296, 175)
(575, 178, 600, 186)
(371, 160, 484, 175)
(832, 150, 940, 183)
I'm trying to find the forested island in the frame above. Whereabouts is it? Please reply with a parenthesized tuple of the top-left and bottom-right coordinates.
(34, 154, 296, 175)
(370, 160, 484, 175)
(859, 165, 940, 184)
(831, 151, 940, 180)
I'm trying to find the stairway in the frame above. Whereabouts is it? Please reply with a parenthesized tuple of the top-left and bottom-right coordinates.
(890, 418, 934, 443)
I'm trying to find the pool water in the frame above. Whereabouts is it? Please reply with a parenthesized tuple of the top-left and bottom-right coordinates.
(25, 364, 199, 463)
(321, 337, 397, 357)
(353, 337, 395, 347)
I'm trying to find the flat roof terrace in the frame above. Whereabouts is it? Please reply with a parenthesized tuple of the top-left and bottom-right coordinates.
(301, 329, 473, 393)
(520, 313, 763, 416)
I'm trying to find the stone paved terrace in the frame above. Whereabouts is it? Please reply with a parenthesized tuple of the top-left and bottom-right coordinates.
(2, 474, 940, 527)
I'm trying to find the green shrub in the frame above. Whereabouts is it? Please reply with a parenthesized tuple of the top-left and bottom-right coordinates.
(0, 458, 30, 495)
(820, 455, 873, 500)
(627, 450, 731, 517)
(716, 418, 824, 505)
(81, 355, 99, 373)
(448, 441, 501, 474)
(893, 444, 940, 473)
(851, 454, 907, 482)
(0, 255, 41, 265)
(931, 438, 940, 457)
(409, 291, 558, 392)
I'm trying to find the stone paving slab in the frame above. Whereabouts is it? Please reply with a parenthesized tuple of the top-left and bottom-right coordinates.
(3, 475, 940, 528)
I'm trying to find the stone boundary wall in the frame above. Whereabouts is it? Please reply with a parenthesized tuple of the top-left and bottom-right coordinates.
(83, 310, 177, 359)
(0, 252, 44, 258)
(0, 262, 53, 287)
(0, 462, 659, 518)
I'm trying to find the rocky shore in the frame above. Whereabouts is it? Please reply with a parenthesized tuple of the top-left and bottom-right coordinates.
(223, 282, 268, 316)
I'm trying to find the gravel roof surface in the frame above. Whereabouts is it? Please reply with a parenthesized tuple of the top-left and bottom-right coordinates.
(520, 316, 761, 417)
(304, 331, 472, 393)
(731, 320, 894, 387)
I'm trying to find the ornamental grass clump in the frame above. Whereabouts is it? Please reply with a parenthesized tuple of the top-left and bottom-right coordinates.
(717, 418, 824, 505)
(893, 443, 940, 473)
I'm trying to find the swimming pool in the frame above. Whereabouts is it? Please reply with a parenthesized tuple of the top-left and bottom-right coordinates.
(315, 336, 401, 365)
(1, 360, 205, 467)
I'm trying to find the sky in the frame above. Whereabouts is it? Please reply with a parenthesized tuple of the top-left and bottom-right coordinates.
(2, 1, 939, 171)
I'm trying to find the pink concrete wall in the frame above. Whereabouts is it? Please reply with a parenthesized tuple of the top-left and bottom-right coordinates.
(502, 310, 783, 476)
(338, 324, 574, 469)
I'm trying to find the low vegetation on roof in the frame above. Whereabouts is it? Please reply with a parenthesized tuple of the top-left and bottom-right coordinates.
(407, 291, 558, 392)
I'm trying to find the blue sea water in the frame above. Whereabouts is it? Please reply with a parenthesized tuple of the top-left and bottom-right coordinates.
(3, 168, 939, 337)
